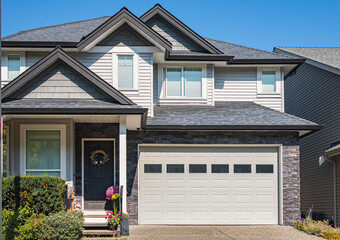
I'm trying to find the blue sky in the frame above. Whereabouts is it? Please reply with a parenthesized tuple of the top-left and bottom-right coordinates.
(2, 0, 339, 51)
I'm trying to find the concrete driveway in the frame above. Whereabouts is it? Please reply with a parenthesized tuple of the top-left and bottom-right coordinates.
(128, 225, 323, 240)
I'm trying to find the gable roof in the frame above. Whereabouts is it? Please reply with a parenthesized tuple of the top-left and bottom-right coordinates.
(2, 46, 135, 105)
(77, 7, 172, 52)
(275, 47, 340, 70)
(147, 101, 322, 133)
(140, 4, 222, 55)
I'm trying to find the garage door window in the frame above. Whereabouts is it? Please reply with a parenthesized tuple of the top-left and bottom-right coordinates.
(234, 164, 251, 173)
(189, 164, 206, 173)
(167, 164, 184, 173)
(256, 164, 273, 173)
(144, 164, 162, 173)
(212, 164, 229, 173)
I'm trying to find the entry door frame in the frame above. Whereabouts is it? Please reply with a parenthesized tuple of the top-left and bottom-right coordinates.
(81, 138, 116, 210)
(137, 144, 283, 225)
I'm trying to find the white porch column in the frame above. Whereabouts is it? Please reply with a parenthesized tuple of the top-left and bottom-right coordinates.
(119, 116, 127, 213)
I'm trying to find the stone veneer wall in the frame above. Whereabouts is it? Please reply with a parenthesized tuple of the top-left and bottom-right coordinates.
(126, 130, 300, 225)
(74, 123, 119, 209)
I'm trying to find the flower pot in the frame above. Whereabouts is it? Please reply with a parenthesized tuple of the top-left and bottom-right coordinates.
(121, 218, 129, 236)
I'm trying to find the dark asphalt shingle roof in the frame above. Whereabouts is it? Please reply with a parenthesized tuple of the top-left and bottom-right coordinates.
(3, 16, 298, 60)
(275, 47, 340, 70)
(147, 102, 320, 129)
(2, 99, 142, 110)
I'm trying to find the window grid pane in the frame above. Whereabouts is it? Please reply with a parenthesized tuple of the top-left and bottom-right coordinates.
(26, 130, 61, 170)
(118, 55, 133, 89)
(234, 164, 251, 173)
(212, 164, 229, 173)
(166, 68, 182, 97)
(144, 164, 162, 173)
(262, 71, 276, 93)
(26, 171, 61, 177)
(189, 164, 206, 173)
(8, 55, 20, 79)
(167, 164, 184, 173)
(183, 67, 202, 97)
(256, 164, 274, 173)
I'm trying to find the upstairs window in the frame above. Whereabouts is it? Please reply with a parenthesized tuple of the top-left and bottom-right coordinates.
(261, 70, 276, 93)
(118, 55, 133, 89)
(8, 55, 21, 80)
(166, 67, 202, 98)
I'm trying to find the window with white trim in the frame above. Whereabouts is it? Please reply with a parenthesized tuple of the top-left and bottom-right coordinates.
(21, 125, 66, 178)
(8, 55, 21, 80)
(118, 55, 134, 89)
(166, 67, 202, 97)
(261, 70, 276, 93)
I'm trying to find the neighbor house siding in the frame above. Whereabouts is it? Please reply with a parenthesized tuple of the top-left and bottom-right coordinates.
(214, 67, 283, 111)
(285, 62, 340, 221)
(126, 130, 300, 225)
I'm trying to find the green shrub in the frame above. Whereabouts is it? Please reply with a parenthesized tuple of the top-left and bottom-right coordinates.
(2, 204, 45, 240)
(2, 176, 66, 215)
(37, 212, 84, 240)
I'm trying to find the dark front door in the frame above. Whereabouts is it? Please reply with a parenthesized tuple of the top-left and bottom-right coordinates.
(84, 140, 114, 210)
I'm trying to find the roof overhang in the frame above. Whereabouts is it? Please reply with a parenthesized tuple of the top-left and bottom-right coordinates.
(228, 58, 306, 65)
(165, 50, 233, 61)
(1, 41, 78, 48)
(77, 7, 172, 52)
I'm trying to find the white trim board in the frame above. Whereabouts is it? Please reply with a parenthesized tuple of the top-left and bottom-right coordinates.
(81, 138, 116, 211)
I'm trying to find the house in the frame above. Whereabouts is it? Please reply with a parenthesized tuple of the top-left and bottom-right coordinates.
(1, 4, 321, 226)
(274, 47, 340, 226)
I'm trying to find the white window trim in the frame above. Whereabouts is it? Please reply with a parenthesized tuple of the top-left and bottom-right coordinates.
(1, 52, 26, 82)
(257, 67, 281, 96)
(112, 52, 139, 92)
(20, 124, 67, 179)
(160, 65, 207, 99)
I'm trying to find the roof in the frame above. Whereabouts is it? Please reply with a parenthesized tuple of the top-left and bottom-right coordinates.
(2, 47, 135, 105)
(2, 5, 302, 63)
(146, 101, 322, 131)
(2, 99, 147, 115)
(275, 47, 340, 70)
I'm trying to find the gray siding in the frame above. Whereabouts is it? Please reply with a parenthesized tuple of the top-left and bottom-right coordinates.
(285, 62, 340, 220)
(146, 15, 205, 52)
(17, 64, 108, 99)
(214, 67, 283, 111)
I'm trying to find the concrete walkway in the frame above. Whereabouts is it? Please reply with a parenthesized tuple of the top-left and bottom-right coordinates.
(128, 225, 323, 240)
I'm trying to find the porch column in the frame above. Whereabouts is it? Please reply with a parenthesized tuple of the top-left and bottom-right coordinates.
(119, 116, 127, 213)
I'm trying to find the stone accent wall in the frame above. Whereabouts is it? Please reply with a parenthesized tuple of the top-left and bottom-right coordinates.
(74, 123, 119, 209)
(126, 130, 300, 225)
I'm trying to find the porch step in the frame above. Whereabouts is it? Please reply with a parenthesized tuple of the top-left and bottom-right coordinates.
(84, 222, 108, 228)
(82, 229, 119, 238)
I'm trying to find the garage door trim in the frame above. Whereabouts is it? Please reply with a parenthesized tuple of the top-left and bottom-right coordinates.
(137, 144, 283, 225)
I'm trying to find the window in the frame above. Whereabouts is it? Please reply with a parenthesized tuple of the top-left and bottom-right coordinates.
(144, 164, 162, 173)
(21, 125, 66, 179)
(212, 164, 229, 173)
(8, 55, 21, 79)
(234, 164, 251, 173)
(166, 67, 202, 97)
(256, 164, 274, 173)
(189, 164, 206, 173)
(167, 164, 184, 173)
(118, 55, 133, 89)
(261, 71, 276, 93)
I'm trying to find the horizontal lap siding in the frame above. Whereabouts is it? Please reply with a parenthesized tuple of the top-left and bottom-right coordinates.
(214, 67, 283, 111)
(285, 63, 340, 220)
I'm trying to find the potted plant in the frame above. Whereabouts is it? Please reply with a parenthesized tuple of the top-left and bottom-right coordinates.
(105, 208, 122, 230)
(106, 185, 120, 210)
(121, 213, 129, 236)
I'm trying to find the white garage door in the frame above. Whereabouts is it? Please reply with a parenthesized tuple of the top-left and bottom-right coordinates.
(139, 146, 279, 225)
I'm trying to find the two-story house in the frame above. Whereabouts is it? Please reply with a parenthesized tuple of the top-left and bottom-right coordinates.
(1, 4, 321, 226)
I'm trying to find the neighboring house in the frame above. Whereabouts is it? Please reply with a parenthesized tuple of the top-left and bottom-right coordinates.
(1, 4, 321, 226)
(274, 47, 340, 226)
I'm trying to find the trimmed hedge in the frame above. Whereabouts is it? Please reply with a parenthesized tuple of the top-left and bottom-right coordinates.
(2, 176, 66, 215)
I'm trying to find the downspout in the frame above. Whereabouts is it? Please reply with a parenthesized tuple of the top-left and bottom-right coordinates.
(325, 154, 337, 227)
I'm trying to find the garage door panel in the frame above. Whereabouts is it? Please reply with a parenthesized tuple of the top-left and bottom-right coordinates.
(139, 146, 278, 225)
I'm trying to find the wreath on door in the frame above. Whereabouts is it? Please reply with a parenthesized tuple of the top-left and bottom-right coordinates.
(90, 150, 110, 167)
